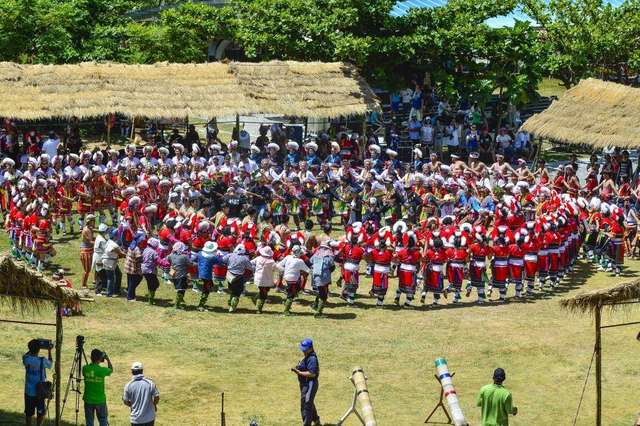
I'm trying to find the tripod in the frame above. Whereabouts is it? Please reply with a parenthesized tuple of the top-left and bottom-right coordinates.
(61, 337, 88, 426)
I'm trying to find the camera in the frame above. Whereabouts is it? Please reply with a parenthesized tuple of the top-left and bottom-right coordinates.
(35, 338, 54, 350)
(76, 335, 85, 349)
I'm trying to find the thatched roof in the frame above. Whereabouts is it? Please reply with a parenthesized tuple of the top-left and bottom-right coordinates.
(522, 78, 640, 148)
(0, 61, 380, 120)
(0, 255, 81, 312)
(560, 279, 640, 315)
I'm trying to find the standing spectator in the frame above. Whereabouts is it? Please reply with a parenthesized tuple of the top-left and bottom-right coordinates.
(102, 229, 125, 297)
(277, 244, 311, 316)
(445, 121, 459, 158)
(292, 338, 320, 426)
(410, 84, 424, 121)
(41, 131, 60, 159)
(407, 117, 421, 146)
(142, 238, 161, 305)
(195, 241, 223, 311)
(514, 128, 530, 160)
(420, 118, 434, 152)
(80, 214, 96, 288)
(93, 223, 109, 295)
(479, 127, 493, 163)
(496, 128, 513, 161)
(309, 237, 335, 317)
(124, 233, 145, 302)
(401, 87, 413, 114)
(83, 349, 113, 426)
(390, 90, 401, 115)
(251, 245, 276, 313)
(167, 242, 193, 309)
(476, 368, 517, 426)
(23, 340, 52, 426)
(123, 361, 160, 426)
(222, 244, 254, 313)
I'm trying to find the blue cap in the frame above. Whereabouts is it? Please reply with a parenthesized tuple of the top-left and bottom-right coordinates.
(299, 338, 313, 352)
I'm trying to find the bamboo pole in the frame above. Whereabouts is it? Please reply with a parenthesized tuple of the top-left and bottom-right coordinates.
(595, 306, 602, 426)
(351, 367, 377, 426)
(55, 302, 62, 426)
(130, 116, 136, 141)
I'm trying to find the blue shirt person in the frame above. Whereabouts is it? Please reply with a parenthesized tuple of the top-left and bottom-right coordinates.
(23, 340, 53, 423)
(293, 338, 320, 426)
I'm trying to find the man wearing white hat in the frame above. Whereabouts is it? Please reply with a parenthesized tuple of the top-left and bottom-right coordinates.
(123, 361, 160, 426)
(305, 142, 320, 168)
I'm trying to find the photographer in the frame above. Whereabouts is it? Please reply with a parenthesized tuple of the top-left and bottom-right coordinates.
(23, 339, 52, 426)
(83, 349, 113, 426)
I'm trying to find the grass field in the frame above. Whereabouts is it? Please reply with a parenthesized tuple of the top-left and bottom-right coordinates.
(0, 227, 639, 426)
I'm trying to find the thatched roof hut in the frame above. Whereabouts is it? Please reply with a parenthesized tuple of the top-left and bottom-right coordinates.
(560, 279, 640, 315)
(0, 61, 380, 120)
(0, 255, 80, 312)
(521, 78, 640, 148)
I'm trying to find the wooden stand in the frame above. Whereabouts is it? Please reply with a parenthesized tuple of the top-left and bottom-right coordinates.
(337, 387, 366, 425)
(424, 373, 454, 424)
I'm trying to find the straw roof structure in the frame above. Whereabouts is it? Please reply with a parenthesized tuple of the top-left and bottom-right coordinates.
(0, 61, 379, 121)
(0, 255, 80, 312)
(522, 78, 640, 148)
(560, 279, 640, 315)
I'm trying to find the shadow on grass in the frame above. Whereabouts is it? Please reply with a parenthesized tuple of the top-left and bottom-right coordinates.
(0, 409, 77, 426)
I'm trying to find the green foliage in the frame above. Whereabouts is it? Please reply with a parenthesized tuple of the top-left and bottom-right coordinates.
(523, 0, 640, 87)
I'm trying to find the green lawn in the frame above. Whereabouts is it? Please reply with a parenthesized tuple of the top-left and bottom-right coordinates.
(0, 228, 639, 425)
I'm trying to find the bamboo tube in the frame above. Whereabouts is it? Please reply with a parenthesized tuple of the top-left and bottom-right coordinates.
(350, 367, 377, 426)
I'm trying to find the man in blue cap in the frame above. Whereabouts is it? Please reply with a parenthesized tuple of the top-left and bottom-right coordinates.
(291, 338, 320, 426)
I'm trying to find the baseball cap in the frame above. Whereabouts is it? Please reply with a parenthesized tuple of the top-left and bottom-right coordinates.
(493, 368, 506, 382)
(299, 338, 313, 352)
(131, 361, 143, 370)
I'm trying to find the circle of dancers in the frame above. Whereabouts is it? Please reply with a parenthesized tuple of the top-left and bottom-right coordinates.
(1, 135, 632, 315)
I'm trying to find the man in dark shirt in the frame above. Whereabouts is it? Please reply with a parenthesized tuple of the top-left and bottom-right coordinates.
(292, 338, 320, 426)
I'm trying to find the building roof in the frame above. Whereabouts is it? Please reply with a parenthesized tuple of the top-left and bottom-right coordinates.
(0, 255, 81, 312)
(0, 61, 379, 120)
(521, 78, 640, 148)
(560, 279, 640, 315)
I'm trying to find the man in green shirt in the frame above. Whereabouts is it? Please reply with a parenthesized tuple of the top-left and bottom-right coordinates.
(82, 349, 113, 426)
(476, 368, 518, 426)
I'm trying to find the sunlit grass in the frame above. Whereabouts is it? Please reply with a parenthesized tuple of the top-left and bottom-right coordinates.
(0, 227, 639, 425)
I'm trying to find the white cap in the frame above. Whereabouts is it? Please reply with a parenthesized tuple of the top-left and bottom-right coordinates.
(131, 361, 143, 370)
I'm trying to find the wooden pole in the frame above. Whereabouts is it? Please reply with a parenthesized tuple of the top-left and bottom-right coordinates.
(106, 115, 111, 145)
(235, 114, 240, 142)
(130, 116, 136, 141)
(351, 367, 377, 426)
(55, 302, 63, 426)
(595, 305, 602, 426)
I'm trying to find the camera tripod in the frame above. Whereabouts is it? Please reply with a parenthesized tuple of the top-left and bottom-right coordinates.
(61, 336, 87, 426)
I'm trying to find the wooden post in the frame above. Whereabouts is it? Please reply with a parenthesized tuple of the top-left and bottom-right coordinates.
(55, 302, 63, 426)
(235, 114, 240, 142)
(106, 115, 111, 145)
(130, 116, 136, 141)
(595, 305, 602, 426)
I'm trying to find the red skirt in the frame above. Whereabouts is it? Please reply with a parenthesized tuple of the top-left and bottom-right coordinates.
(509, 261, 523, 281)
(425, 264, 444, 291)
(524, 255, 537, 278)
(398, 264, 417, 288)
(372, 264, 389, 289)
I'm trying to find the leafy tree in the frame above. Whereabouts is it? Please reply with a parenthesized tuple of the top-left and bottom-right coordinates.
(522, 0, 640, 87)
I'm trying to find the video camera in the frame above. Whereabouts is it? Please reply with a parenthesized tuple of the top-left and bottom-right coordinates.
(35, 338, 54, 350)
(76, 335, 85, 349)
